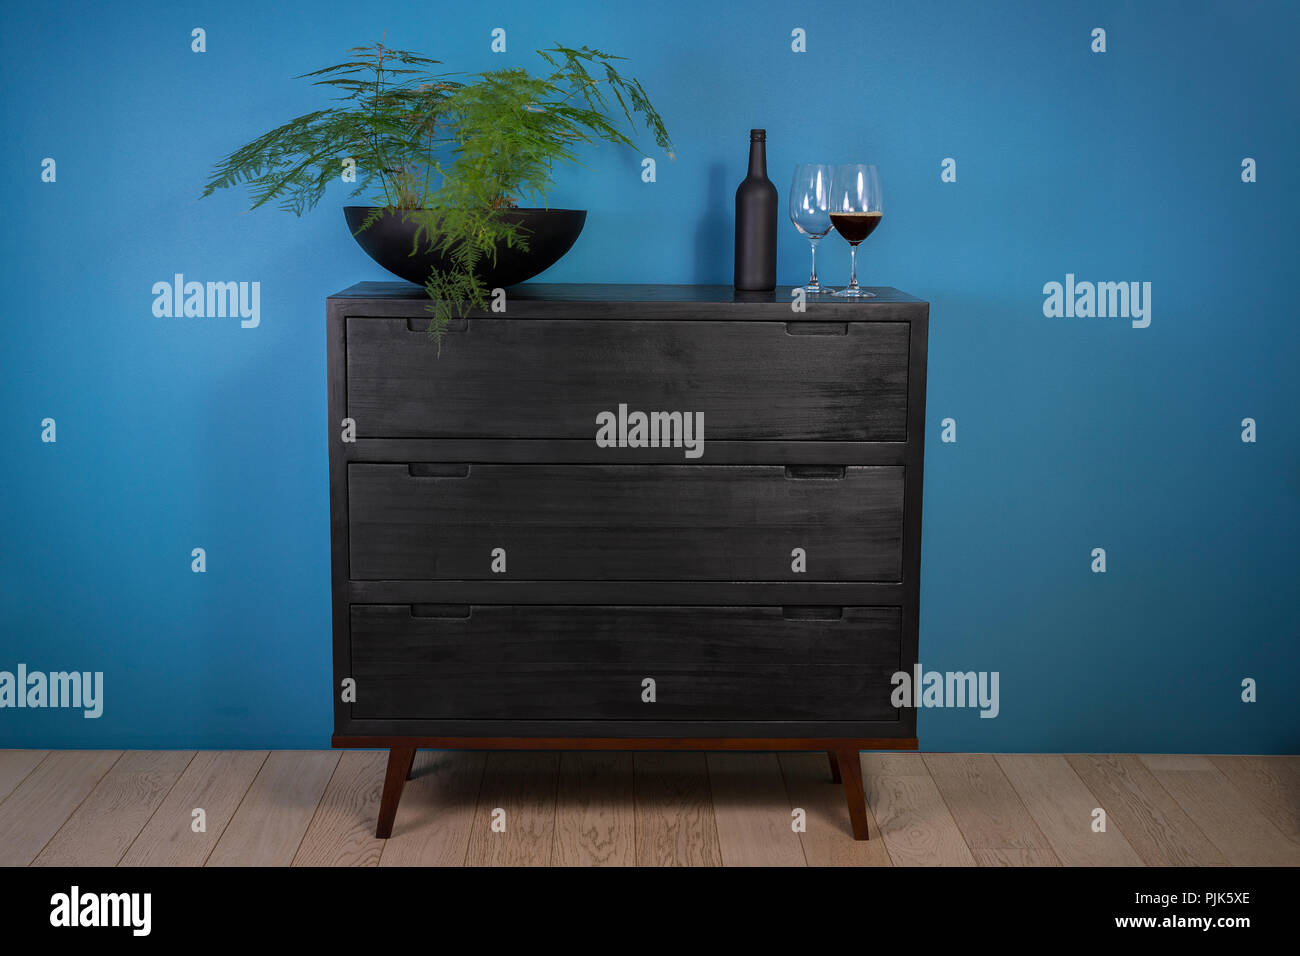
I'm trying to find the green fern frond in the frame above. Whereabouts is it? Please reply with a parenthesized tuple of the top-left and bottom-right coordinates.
(201, 39, 672, 354)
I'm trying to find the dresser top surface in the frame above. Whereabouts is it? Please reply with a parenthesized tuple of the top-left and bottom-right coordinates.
(330, 282, 925, 305)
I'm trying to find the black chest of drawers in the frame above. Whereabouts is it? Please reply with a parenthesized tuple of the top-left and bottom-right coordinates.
(328, 283, 928, 840)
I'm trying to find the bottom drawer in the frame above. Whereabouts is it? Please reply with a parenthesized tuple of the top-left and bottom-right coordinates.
(349, 604, 902, 722)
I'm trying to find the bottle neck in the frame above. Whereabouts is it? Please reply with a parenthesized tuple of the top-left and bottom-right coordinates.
(747, 138, 767, 179)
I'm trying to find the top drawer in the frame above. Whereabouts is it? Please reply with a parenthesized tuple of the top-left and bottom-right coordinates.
(345, 318, 909, 441)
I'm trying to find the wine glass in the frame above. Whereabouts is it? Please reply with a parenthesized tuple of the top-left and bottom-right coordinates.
(789, 163, 835, 294)
(829, 164, 882, 297)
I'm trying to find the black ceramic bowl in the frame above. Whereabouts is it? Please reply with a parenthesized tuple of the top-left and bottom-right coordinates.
(343, 206, 587, 288)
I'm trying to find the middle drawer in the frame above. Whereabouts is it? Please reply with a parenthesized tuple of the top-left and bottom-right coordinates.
(348, 463, 904, 581)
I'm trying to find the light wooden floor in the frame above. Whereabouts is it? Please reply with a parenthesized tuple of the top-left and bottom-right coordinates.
(0, 750, 1295, 866)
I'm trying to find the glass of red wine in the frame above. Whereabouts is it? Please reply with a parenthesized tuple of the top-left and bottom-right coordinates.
(829, 164, 882, 297)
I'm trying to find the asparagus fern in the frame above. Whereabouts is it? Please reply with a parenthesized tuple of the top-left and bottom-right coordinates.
(202, 41, 672, 349)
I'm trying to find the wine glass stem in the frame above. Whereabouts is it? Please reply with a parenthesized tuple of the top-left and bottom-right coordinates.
(848, 243, 859, 291)
(808, 237, 820, 287)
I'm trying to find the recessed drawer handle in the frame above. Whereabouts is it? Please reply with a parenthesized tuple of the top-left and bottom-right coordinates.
(786, 322, 847, 336)
(784, 465, 846, 480)
(782, 606, 844, 621)
(407, 317, 468, 333)
(408, 464, 471, 478)
(410, 604, 472, 619)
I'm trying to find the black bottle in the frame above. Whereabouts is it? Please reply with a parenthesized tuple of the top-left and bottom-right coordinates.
(734, 129, 777, 291)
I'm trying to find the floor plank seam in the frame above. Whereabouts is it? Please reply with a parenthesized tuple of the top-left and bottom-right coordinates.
(920, 753, 980, 865)
(1205, 763, 1292, 864)
(114, 751, 199, 867)
(28, 750, 126, 868)
(0, 751, 51, 815)
(545, 752, 563, 868)
(630, 753, 642, 867)
(775, 753, 811, 867)
(705, 752, 724, 867)
(200, 750, 271, 868)
(1123, 753, 1223, 867)
(863, 754, 900, 866)
(1211, 756, 1299, 849)
(1145, 759, 1244, 866)
(1073, 755, 1145, 866)
(291, 753, 343, 867)
(992, 753, 1062, 866)
(459, 750, 490, 868)
(292, 756, 345, 867)
(1060, 755, 1143, 867)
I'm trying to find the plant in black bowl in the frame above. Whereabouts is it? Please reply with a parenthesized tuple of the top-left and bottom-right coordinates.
(202, 41, 672, 348)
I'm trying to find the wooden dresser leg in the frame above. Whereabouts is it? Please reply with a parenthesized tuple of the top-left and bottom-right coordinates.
(836, 749, 870, 840)
(827, 751, 842, 783)
(407, 749, 419, 780)
(376, 747, 417, 839)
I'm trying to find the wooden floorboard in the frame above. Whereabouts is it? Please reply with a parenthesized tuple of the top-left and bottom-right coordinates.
(708, 752, 806, 867)
(633, 752, 721, 866)
(996, 755, 1144, 866)
(1208, 755, 1300, 845)
(3, 749, 1295, 866)
(1142, 761, 1300, 866)
(779, 752, 891, 866)
(862, 752, 975, 866)
(293, 750, 388, 867)
(0, 751, 122, 866)
(464, 752, 560, 867)
(205, 751, 339, 867)
(0, 751, 48, 805)
(1139, 754, 1217, 771)
(34, 751, 194, 867)
(1066, 754, 1227, 866)
(378, 751, 485, 867)
(552, 752, 635, 867)
(924, 753, 1058, 860)
(971, 848, 1062, 866)
(119, 751, 268, 867)
(863, 752, 932, 776)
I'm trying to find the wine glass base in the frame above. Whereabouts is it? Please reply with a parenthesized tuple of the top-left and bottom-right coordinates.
(832, 288, 876, 297)
(804, 284, 833, 295)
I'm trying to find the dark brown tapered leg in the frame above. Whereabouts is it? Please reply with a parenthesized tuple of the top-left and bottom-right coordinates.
(836, 748, 869, 840)
(376, 747, 417, 839)
(828, 751, 842, 783)
(407, 749, 419, 780)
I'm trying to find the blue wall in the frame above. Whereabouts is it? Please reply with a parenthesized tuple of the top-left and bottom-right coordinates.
(2, 0, 1296, 751)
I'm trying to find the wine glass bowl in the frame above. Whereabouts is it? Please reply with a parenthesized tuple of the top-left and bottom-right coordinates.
(789, 163, 835, 294)
(829, 164, 882, 297)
